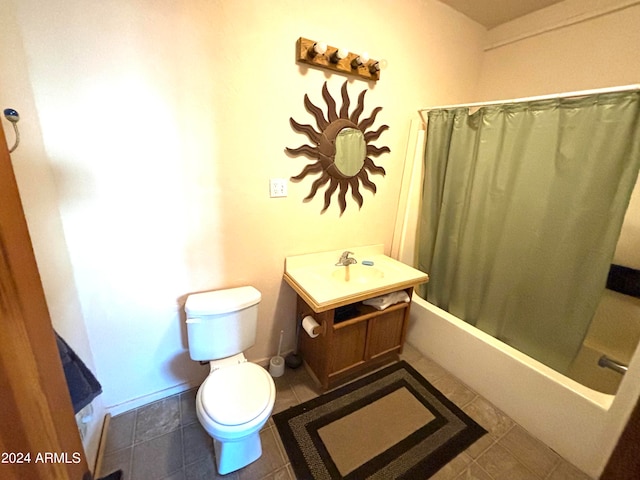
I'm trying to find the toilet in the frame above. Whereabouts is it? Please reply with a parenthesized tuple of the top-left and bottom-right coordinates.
(185, 286, 276, 475)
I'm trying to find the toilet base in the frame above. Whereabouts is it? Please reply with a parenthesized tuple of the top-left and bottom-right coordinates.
(214, 431, 262, 475)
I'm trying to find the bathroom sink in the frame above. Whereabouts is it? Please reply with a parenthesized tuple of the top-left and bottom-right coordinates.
(283, 245, 429, 312)
(331, 264, 384, 283)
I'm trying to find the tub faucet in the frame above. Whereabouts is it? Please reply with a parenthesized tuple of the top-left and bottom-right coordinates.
(336, 251, 357, 266)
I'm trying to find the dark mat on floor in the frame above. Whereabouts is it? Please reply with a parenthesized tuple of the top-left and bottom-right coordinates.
(273, 361, 486, 480)
(96, 470, 122, 480)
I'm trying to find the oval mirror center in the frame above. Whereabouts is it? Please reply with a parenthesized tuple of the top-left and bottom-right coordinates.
(334, 128, 366, 177)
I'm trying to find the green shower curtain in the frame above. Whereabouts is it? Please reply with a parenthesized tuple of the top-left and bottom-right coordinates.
(417, 91, 640, 372)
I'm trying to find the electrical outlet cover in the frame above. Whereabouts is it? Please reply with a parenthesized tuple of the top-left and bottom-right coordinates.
(270, 178, 288, 197)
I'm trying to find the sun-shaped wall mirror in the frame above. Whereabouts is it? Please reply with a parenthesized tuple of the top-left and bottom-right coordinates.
(286, 81, 390, 214)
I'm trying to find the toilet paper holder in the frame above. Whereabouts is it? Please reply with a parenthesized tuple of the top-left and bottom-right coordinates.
(313, 320, 326, 336)
(301, 315, 326, 337)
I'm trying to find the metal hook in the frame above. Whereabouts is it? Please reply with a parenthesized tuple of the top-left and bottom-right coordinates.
(3, 108, 20, 153)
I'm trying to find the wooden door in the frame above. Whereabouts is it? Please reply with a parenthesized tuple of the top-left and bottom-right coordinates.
(601, 392, 640, 478)
(0, 122, 90, 479)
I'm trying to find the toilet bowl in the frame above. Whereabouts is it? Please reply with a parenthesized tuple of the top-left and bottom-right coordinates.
(184, 286, 277, 474)
(195, 360, 276, 474)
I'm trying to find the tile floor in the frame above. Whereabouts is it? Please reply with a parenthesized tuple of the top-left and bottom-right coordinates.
(97, 344, 595, 479)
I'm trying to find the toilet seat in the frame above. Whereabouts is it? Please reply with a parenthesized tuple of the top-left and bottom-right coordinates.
(200, 362, 273, 426)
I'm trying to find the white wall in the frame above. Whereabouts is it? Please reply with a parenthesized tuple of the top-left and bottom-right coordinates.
(475, 1, 640, 476)
(0, 0, 485, 431)
(0, 1, 106, 467)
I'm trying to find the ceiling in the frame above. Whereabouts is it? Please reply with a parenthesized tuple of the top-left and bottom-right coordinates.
(437, 0, 566, 29)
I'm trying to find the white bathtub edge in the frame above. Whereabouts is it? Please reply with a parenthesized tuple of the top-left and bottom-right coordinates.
(407, 295, 611, 478)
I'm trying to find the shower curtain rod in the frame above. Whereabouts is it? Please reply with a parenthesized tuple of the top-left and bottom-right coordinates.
(418, 83, 640, 125)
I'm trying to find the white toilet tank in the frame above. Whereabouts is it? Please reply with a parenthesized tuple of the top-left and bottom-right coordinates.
(185, 286, 261, 361)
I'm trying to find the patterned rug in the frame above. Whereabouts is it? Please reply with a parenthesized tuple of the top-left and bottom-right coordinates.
(273, 361, 486, 479)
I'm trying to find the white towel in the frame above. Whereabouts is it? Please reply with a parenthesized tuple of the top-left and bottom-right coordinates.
(362, 291, 410, 311)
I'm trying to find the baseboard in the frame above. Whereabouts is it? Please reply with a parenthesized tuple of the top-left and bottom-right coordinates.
(105, 381, 198, 416)
(104, 354, 287, 416)
(93, 412, 111, 476)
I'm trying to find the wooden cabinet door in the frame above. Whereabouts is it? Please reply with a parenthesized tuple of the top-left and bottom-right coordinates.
(366, 309, 405, 360)
(0, 122, 89, 479)
(330, 322, 367, 374)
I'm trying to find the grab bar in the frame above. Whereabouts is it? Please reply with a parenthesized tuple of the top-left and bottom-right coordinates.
(598, 355, 628, 375)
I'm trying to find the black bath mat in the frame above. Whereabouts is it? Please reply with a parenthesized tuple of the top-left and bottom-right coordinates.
(273, 361, 486, 479)
(96, 470, 122, 480)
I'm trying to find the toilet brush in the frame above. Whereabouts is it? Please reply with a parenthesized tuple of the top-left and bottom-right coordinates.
(269, 330, 285, 377)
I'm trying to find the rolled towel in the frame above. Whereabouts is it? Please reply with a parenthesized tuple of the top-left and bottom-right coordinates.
(362, 291, 410, 311)
(606, 264, 640, 299)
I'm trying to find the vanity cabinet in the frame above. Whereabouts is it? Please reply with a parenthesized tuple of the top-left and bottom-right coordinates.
(296, 287, 414, 390)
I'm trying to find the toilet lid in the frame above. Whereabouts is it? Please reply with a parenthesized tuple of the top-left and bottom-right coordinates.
(200, 363, 273, 426)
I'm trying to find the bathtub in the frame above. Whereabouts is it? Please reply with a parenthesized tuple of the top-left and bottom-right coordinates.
(406, 295, 622, 478)
(396, 121, 640, 477)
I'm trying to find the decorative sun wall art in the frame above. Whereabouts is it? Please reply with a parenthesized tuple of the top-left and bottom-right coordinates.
(286, 81, 390, 214)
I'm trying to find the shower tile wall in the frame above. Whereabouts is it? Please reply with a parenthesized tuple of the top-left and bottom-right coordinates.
(98, 346, 594, 479)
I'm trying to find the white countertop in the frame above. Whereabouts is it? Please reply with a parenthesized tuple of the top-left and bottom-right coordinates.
(283, 245, 429, 312)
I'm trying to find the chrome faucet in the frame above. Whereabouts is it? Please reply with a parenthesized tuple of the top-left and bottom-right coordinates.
(336, 251, 357, 266)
